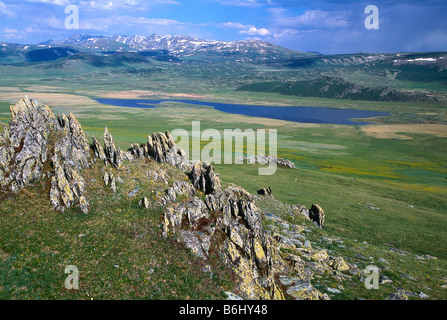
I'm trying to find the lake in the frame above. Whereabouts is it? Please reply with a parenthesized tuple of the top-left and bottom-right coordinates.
(95, 98, 389, 125)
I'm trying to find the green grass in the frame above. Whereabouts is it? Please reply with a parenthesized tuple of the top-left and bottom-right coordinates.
(1, 52, 446, 299)
(217, 163, 447, 259)
(0, 159, 234, 300)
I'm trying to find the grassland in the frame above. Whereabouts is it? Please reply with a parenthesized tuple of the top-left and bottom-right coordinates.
(0, 53, 446, 299)
(0, 159, 234, 299)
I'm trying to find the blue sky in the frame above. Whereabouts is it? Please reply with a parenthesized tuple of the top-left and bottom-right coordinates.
(0, 0, 446, 54)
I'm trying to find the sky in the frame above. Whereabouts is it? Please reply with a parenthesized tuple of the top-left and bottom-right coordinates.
(0, 0, 446, 54)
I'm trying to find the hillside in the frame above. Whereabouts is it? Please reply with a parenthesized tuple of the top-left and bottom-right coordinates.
(237, 76, 431, 102)
(2, 34, 446, 105)
(1, 96, 446, 301)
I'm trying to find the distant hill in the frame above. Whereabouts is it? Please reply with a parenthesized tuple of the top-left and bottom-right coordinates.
(237, 76, 431, 102)
(25, 47, 78, 62)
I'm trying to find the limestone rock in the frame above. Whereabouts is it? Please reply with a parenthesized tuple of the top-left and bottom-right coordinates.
(330, 257, 350, 271)
(129, 142, 147, 158)
(286, 280, 326, 300)
(162, 180, 286, 300)
(157, 180, 196, 206)
(55, 112, 90, 169)
(103, 172, 109, 185)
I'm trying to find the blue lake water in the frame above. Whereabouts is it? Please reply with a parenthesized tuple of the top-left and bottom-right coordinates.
(95, 98, 389, 125)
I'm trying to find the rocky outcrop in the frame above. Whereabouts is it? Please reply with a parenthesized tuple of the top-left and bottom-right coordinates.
(129, 131, 187, 168)
(188, 161, 222, 195)
(49, 153, 89, 214)
(92, 136, 106, 161)
(0, 96, 90, 213)
(161, 156, 288, 299)
(92, 128, 133, 169)
(103, 127, 124, 169)
(239, 155, 296, 169)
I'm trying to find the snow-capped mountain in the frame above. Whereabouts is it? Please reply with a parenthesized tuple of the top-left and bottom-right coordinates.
(57, 33, 311, 62)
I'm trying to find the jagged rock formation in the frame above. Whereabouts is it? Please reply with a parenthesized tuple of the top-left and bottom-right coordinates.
(2, 97, 441, 301)
(126, 131, 327, 299)
(0, 96, 90, 213)
(129, 131, 187, 168)
(92, 136, 106, 160)
(157, 158, 287, 299)
(103, 127, 124, 169)
(188, 161, 222, 195)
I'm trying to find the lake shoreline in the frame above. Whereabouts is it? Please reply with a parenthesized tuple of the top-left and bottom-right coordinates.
(95, 98, 390, 125)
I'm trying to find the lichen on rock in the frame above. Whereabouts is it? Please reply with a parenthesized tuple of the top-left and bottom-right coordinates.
(0, 96, 90, 213)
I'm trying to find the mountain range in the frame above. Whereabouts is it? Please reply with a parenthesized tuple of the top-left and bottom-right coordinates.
(1, 33, 446, 102)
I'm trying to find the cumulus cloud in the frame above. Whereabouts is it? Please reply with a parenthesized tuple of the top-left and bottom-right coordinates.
(239, 26, 270, 36)
(219, 21, 270, 37)
(219, 22, 248, 29)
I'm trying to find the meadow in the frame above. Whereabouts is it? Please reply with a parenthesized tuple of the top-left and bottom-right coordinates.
(0, 54, 446, 299)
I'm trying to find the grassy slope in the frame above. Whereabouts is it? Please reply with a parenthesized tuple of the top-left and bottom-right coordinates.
(0, 159, 234, 300)
(0, 55, 446, 299)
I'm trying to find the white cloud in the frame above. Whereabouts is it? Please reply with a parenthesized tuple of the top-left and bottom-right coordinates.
(272, 9, 349, 29)
(2, 27, 26, 39)
(219, 22, 248, 29)
(27, 0, 71, 5)
(0, 1, 16, 17)
(219, 0, 271, 7)
(219, 21, 270, 37)
(239, 26, 271, 36)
